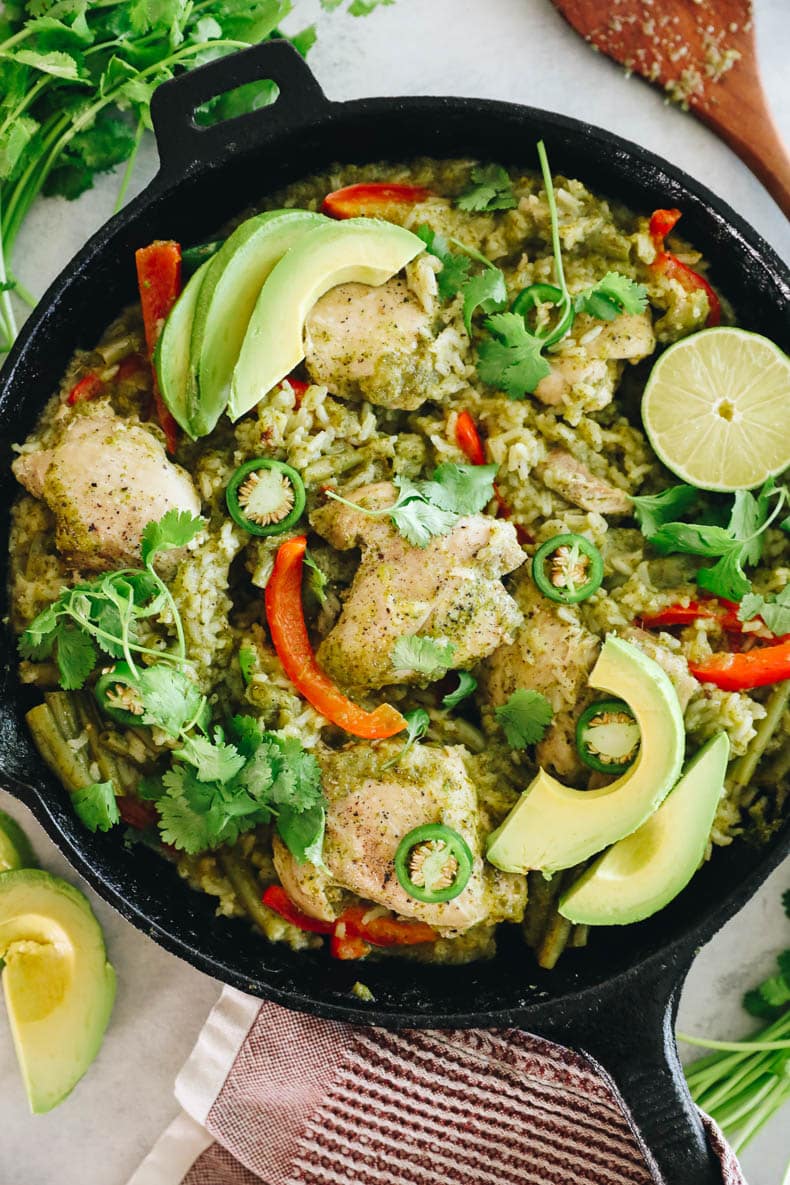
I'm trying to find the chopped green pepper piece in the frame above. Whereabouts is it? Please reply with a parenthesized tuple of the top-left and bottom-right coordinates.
(576, 698, 640, 774)
(532, 533, 603, 604)
(394, 823, 473, 904)
(511, 282, 575, 347)
(95, 662, 144, 726)
(226, 458, 306, 537)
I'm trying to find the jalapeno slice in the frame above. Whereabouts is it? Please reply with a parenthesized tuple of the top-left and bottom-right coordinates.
(576, 698, 641, 774)
(95, 662, 144, 726)
(532, 533, 603, 604)
(511, 282, 575, 347)
(226, 458, 306, 537)
(394, 823, 473, 904)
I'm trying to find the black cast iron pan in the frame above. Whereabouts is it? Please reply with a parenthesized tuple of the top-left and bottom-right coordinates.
(1, 40, 788, 1185)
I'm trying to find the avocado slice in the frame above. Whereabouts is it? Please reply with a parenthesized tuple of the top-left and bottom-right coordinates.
(0, 869, 115, 1112)
(0, 810, 36, 871)
(486, 636, 685, 874)
(559, 732, 729, 925)
(154, 258, 212, 437)
(189, 209, 328, 436)
(228, 218, 426, 421)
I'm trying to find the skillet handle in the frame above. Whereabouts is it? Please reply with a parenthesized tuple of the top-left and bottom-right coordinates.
(150, 40, 330, 179)
(529, 956, 727, 1185)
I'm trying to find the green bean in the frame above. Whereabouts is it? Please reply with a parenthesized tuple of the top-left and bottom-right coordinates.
(217, 846, 271, 933)
(26, 702, 92, 791)
(727, 681, 790, 800)
(522, 871, 557, 947)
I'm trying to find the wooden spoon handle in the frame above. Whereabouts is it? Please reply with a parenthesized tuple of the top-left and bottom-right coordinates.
(701, 85, 790, 220)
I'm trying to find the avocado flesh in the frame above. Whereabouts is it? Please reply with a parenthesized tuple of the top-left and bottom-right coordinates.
(486, 636, 685, 873)
(190, 209, 328, 436)
(229, 218, 426, 421)
(0, 869, 115, 1113)
(0, 810, 35, 871)
(559, 732, 729, 925)
(154, 258, 212, 438)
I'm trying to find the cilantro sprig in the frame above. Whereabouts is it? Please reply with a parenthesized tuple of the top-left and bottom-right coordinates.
(442, 671, 478, 710)
(638, 480, 789, 602)
(326, 462, 498, 548)
(494, 689, 554, 749)
(19, 509, 205, 687)
(381, 708, 430, 771)
(457, 164, 517, 213)
(416, 225, 508, 330)
(738, 587, 790, 636)
(574, 272, 647, 321)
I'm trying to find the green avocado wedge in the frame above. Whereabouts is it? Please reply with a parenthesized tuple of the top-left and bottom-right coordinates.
(189, 209, 328, 436)
(559, 732, 729, 925)
(154, 257, 212, 437)
(228, 218, 426, 422)
(0, 869, 115, 1113)
(486, 636, 685, 874)
(0, 810, 36, 871)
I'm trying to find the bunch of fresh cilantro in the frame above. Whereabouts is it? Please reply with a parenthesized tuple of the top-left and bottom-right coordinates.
(20, 507, 326, 862)
(631, 479, 790, 603)
(0, 0, 392, 352)
(326, 461, 498, 548)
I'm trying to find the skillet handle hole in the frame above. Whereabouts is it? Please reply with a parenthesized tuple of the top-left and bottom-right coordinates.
(193, 79, 280, 128)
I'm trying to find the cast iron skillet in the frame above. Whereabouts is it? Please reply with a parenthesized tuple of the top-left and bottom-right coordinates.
(0, 39, 788, 1185)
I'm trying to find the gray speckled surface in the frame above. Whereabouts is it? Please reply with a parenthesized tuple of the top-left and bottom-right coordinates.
(1, 1, 788, 1182)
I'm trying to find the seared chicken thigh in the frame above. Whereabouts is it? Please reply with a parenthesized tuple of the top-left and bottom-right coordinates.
(534, 312, 655, 410)
(272, 741, 526, 932)
(303, 277, 440, 410)
(311, 482, 525, 689)
(535, 450, 632, 516)
(480, 574, 600, 778)
(12, 405, 200, 571)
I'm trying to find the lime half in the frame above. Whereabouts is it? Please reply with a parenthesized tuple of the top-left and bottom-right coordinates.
(642, 327, 790, 491)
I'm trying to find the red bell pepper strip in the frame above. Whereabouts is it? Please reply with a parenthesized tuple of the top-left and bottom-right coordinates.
(649, 209, 721, 327)
(117, 796, 158, 831)
(262, 885, 335, 934)
(67, 372, 104, 405)
(455, 409, 486, 465)
(689, 640, 790, 691)
(265, 536, 407, 739)
(640, 598, 745, 634)
(330, 930, 371, 960)
(280, 376, 310, 408)
(339, 905, 438, 947)
(135, 240, 182, 454)
(322, 182, 432, 219)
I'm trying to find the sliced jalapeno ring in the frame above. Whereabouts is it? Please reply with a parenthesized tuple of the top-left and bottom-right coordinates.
(226, 458, 306, 537)
(394, 823, 473, 904)
(576, 698, 641, 774)
(511, 282, 575, 347)
(95, 662, 144, 726)
(532, 533, 603, 604)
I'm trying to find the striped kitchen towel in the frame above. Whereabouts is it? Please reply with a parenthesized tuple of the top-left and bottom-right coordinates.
(128, 986, 745, 1185)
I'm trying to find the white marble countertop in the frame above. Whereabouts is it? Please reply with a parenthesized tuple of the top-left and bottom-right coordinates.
(1, 1, 788, 1182)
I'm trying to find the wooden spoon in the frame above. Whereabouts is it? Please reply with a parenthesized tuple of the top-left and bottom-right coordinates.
(550, 0, 790, 218)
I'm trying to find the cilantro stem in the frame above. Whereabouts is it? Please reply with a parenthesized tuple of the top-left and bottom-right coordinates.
(114, 113, 144, 213)
(536, 140, 572, 346)
(147, 563, 187, 662)
(323, 489, 396, 518)
(0, 194, 18, 345)
(677, 1032, 790, 1052)
(448, 237, 498, 271)
(66, 606, 182, 668)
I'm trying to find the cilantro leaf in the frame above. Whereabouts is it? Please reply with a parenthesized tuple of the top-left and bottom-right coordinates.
(442, 671, 478, 710)
(428, 463, 498, 516)
(575, 272, 648, 321)
(381, 708, 430, 770)
(11, 47, 82, 79)
(267, 735, 323, 811)
(303, 550, 328, 607)
(416, 225, 471, 300)
(276, 802, 326, 867)
(71, 780, 120, 833)
(462, 266, 507, 334)
(55, 624, 97, 689)
(229, 714, 264, 758)
(457, 164, 517, 213)
(390, 498, 458, 549)
(348, 0, 395, 13)
(495, 689, 554, 748)
(174, 730, 245, 784)
(18, 601, 61, 660)
(138, 665, 206, 736)
(477, 311, 551, 398)
(392, 635, 457, 676)
(631, 484, 699, 539)
(140, 509, 204, 565)
(738, 587, 790, 636)
(697, 549, 753, 602)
